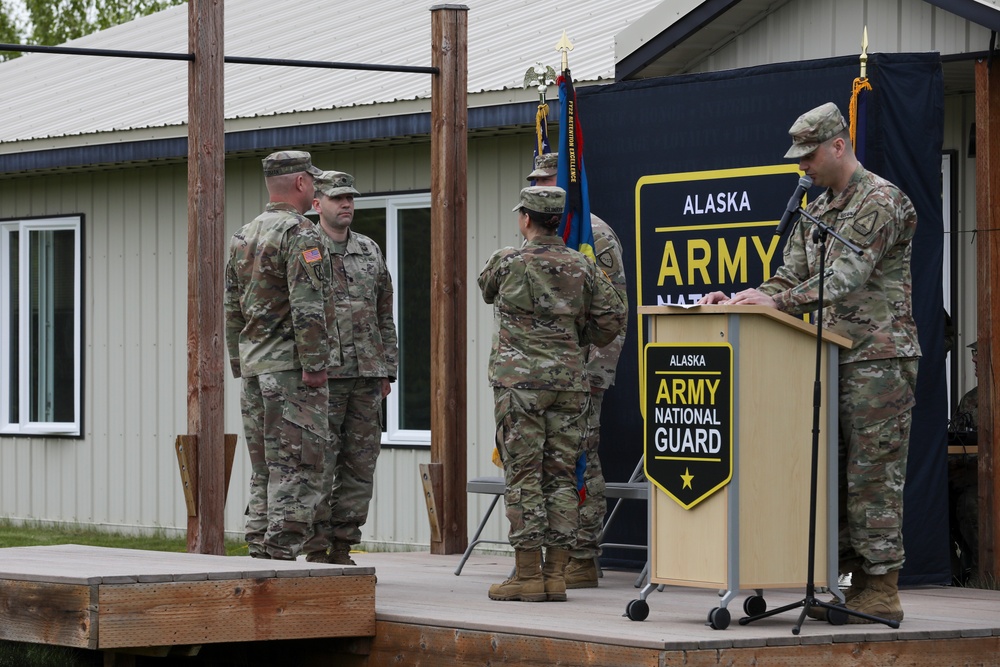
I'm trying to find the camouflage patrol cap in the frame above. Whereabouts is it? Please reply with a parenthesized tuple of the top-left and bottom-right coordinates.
(526, 152, 559, 180)
(512, 185, 566, 214)
(784, 102, 848, 158)
(262, 150, 324, 177)
(314, 170, 361, 197)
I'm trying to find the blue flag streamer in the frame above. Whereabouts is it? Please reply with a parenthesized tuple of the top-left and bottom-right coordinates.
(557, 68, 596, 501)
(556, 69, 595, 261)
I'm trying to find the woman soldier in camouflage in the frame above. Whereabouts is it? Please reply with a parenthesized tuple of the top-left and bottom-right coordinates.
(478, 186, 627, 602)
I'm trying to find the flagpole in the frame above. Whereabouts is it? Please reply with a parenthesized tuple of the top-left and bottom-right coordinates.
(849, 27, 871, 156)
(524, 63, 556, 164)
(860, 25, 868, 79)
(556, 30, 573, 73)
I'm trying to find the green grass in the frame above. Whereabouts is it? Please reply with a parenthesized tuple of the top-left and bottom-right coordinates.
(0, 518, 247, 555)
(0, 519, 249, 665)
(0, 642, 103, 667)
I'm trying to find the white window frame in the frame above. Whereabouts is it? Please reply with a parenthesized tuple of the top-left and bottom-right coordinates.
(0, 215, 83, 437)
(355, 193, 431, 446)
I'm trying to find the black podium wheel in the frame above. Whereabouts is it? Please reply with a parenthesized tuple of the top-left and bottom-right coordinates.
(827, 605, 848, 625)
(742, 594, 767, 616)
(707, 606, 731, 630)
(625, 599, 649, 622)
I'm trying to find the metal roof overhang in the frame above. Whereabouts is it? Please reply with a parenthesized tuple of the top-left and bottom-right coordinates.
(615, 0, 768, 80)
(924, 0, 1000, 32)
(0, 99, 553, 176)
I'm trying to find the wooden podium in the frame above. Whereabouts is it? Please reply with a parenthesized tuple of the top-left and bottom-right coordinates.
(634, 305, 852, 627)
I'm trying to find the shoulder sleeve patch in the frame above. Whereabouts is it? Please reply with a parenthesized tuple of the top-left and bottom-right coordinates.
(851, 211, 878, 237)
(302, 247, 322, 264)
(597, 248, 618, 272)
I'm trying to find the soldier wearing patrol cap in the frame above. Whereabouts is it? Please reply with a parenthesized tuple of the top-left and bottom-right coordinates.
(700, 102, 920, 623)
(224, 149, 333, 560)
(302, 171, 399, 566)
(782, 101, 849, 158)
(527, 152, 628, 589)
(479, 185, 627, 603)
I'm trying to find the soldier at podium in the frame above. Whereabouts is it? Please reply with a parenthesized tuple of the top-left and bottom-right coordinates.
(700, 102, 920, 623)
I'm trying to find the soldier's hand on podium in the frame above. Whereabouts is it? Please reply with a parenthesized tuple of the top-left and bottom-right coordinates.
(697, 288, 777, 309)
(726, 288, 776, 308)
(697, 291, 729, 304)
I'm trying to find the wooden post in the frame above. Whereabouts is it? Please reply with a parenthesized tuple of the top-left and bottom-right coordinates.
(428, 4, 468, 554)
(185, 0, 226, 554)
(974, 58, 999, 579)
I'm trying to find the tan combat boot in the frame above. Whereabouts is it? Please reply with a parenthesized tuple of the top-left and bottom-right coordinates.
(807, 570, 868, 621)
(564, 557, 599, 589)
(329, 542, 357, 566)
(845, 570, 903, 623)
(543, 548, 570, 601)
(489, 550, 546, 602)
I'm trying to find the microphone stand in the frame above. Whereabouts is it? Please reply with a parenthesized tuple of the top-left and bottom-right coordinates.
(738, 207, 900, 634)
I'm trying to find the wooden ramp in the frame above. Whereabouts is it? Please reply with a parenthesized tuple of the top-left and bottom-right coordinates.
(0, 544, 374, 652)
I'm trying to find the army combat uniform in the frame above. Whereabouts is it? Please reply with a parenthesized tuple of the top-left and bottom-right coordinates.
(479, 186, 627, 602)
(224, 152, 332, 560)
(304, 175, 398, 564)
(947, 341, 978, 580)
(523, 153, 629, 587)
(758, 163, 921, 577)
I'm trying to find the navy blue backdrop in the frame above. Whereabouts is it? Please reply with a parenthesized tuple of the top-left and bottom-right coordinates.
(583, 53, 950, 586)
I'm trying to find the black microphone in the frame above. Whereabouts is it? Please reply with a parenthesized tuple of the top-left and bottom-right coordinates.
(774, 175, 812, 236)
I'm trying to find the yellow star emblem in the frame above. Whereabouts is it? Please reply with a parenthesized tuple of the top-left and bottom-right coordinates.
(681, 467, 694, 489)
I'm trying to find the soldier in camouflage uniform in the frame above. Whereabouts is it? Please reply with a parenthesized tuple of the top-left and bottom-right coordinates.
(224, 150, 333, 561)
(479, 186, 627, 602)
(948, 341, 978, 580)
(701, 103, 920, 623)
(527, 153, 629, 588)
(302, 171, 398, 566)
(949, 341, 978, 435)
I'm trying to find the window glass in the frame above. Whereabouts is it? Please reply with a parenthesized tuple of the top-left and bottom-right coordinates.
(353, 195, 431, 445)
(6, 230, 18, 423)
(396, 208, 430, 431)
(2, 217, 82, 436)
(28, 229, 77, 423)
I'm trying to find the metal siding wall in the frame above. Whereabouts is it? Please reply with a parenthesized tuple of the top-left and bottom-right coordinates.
(696, 0, 992, 74)
(0, 165, 190, 533)
(464, 133, 536, 552)
(223, 157, 265, 539)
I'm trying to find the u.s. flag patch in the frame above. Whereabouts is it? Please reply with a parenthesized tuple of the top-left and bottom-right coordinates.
(302, 247, 322, 264)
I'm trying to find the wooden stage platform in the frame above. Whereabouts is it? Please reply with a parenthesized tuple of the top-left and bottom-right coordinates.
(0, 544, 375, 656)
(2, 546, 999, 665)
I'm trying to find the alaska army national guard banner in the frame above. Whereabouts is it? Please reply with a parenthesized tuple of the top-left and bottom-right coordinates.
(580, 53, 948, 585)
(644, 343, 733, 509)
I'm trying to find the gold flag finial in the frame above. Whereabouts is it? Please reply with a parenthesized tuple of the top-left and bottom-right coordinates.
(860, 26, 869, 79)
(555, 30, 574, 72)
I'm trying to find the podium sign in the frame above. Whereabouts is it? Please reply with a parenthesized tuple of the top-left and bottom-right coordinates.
(644, 342, 733, 509)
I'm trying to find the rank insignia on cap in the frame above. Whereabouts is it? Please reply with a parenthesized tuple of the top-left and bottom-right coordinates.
(302, 247, 322, 264)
